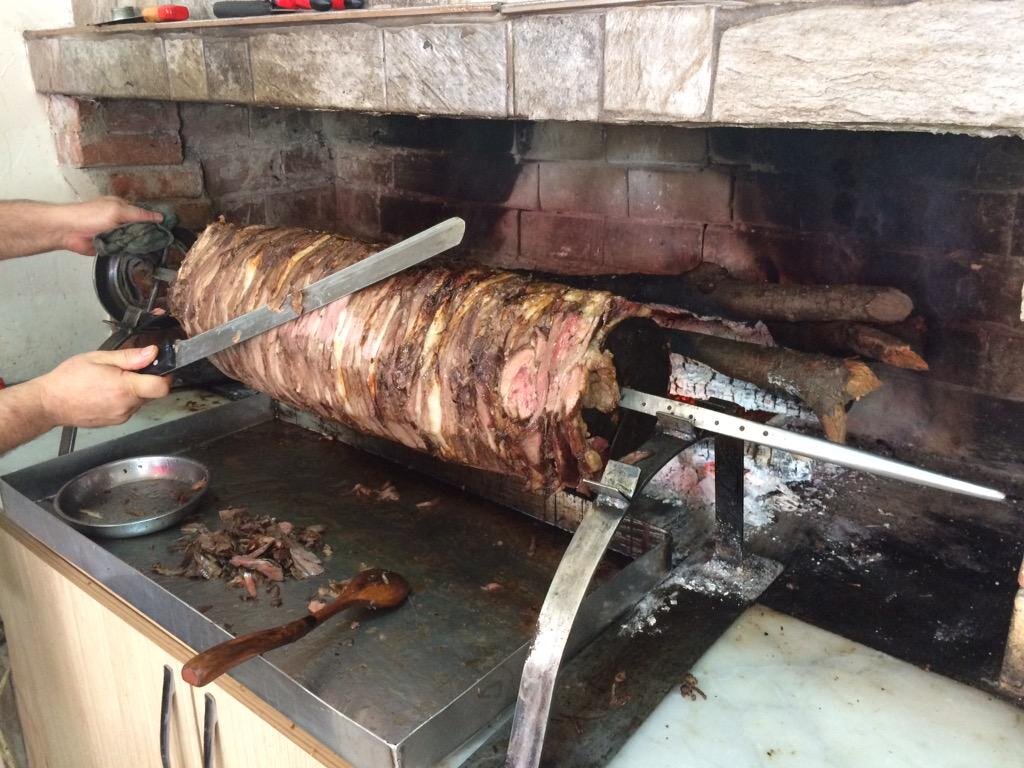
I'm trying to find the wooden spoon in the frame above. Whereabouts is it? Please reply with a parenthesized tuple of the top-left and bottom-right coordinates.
(181, 568, 410, 687)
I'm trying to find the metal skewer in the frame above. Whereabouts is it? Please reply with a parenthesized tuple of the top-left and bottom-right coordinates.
(618, 388, 1004, 502)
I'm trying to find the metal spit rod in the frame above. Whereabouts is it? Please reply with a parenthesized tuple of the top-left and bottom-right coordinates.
(619, 388, 1005, 502)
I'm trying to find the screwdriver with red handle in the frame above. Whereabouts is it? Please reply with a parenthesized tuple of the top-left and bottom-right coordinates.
(140, 5, 190, 21)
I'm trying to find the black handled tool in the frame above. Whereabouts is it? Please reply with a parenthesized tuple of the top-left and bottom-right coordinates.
(213, 0, 336, 17)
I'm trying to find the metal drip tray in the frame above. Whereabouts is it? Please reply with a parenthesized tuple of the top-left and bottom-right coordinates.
(0, 395, 668, 768)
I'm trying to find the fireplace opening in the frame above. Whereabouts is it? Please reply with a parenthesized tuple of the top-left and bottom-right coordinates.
(88, 102, 1016, 469)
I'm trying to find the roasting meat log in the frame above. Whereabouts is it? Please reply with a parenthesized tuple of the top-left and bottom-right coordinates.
(169, 224, 667, 491)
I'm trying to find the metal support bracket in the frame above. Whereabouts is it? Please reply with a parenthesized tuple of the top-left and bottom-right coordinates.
(580, 461, 641, 509)
(503, 382, 1007, 766)
(504, 404, 788, 767)
(657, 404, 784, 599)
(713, 433, 745, 565)
(505, 433, 692, 768)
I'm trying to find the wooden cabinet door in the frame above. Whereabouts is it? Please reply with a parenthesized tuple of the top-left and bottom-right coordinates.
(187, 684, 341, 768)
(0, 524, 203, 768)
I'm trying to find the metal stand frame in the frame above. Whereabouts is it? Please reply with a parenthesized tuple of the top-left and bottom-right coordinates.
(505, 411, 755, 768)
(714, 433, 746, 564)
(505, 380, 1003, 765)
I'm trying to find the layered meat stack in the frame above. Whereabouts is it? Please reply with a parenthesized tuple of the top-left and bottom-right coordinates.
(169, 223, 665, 491)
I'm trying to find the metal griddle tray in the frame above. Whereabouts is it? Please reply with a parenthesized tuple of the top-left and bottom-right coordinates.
(0, 395, 669, 768)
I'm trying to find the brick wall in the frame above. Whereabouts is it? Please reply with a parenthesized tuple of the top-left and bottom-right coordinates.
(48, 96, 212, 229)
(49, 97, 1024, 410)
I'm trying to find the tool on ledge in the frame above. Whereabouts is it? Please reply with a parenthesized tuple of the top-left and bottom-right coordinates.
(95, 5, 190, 25)
(505, 388, 1004, 768)
(139, 217, 465, 375)
(182, 568, 410, 686)
(212, 0, 362, 17)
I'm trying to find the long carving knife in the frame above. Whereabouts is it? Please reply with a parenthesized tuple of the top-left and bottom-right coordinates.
(619, 388, 1005, 501)
(141, 217, 465, 375)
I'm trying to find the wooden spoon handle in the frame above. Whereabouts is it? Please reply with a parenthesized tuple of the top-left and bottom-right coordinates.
(182, 613, 319, 687)
(181, 569, 407, 688)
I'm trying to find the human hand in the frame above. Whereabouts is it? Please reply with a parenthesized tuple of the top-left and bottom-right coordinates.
(35, 346, 172, 428)
(52, 197, 164, 256)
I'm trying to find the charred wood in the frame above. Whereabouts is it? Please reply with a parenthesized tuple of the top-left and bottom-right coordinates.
(668, 330, 881, 443)
(876, 315, 929, 349)
(669, 355, 815, 421)
(768, 322, 929, 371)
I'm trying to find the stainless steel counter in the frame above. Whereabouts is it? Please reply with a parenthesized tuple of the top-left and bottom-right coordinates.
(0, 396, 667, 768)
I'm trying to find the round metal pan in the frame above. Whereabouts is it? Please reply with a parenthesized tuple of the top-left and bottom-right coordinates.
(54, 456, 209, 539)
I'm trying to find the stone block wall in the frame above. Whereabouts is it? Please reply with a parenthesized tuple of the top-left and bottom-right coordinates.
(32, 2, 1024, 135)
(48, 98, 1024, 413)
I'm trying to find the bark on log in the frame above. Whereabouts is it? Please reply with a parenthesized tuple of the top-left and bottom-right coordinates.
(668, 330, 881, 443)
(169, 223, 668, 491)
(554, 264, 914, 324)
(679, 264, 914, 323)
(768, 322, 929, 371)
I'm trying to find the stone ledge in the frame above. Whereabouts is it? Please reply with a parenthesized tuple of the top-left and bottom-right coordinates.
(23, 0, 1024, 134)
(713, 0, 1024, 133)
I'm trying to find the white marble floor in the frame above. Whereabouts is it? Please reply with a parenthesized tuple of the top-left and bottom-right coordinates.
(608, 605, 1024, 768)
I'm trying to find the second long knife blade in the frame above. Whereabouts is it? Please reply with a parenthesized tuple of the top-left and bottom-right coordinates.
(619, 388, 1004, 501)
(170, 217, 465, 371)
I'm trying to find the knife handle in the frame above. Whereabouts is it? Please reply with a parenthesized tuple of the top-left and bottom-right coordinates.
(139, 341, 177, 375)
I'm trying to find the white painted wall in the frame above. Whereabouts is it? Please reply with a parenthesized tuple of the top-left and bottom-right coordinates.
(0, 2, 107, 384)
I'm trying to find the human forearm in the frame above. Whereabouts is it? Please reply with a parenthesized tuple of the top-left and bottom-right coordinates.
(0, 380, 57, 455)
(0, 347, 171, 456)
(0, 197, 163, 259)
(0, 201, 66, 260)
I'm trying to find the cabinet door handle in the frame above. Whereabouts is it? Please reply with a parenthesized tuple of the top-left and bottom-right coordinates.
(202, 693, 218, 768)
(159, 665, 175, 768)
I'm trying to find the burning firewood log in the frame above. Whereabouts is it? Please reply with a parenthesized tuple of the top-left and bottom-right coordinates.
(672, 263, 915, 323)
(537, 262, 926, 439)
(667, 330, 881, 443)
